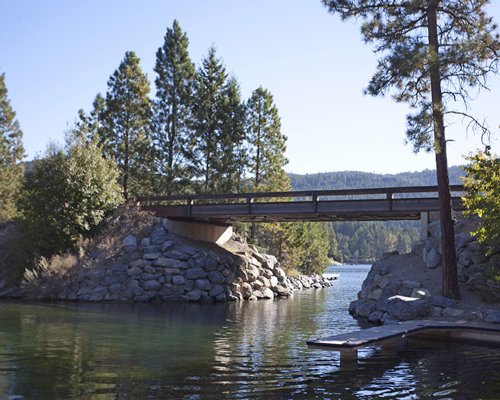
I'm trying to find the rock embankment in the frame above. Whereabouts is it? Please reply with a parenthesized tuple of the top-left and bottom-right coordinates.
(1, 217, 333, 303)
(349, 217, 500, 325)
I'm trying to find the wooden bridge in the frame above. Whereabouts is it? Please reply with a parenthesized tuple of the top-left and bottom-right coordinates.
(137, 185, 464, 225)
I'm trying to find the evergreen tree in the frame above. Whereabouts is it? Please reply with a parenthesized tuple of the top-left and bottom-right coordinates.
(0, 73, 24, 222)
(192, 47, 228, 192)
(217, 76, 247, 193)
(323, 0, 499, 299)
(76, 93, 107, 144)
(103, 51, 154, 200)
(246, 86, 288, 192)
(153, 20, 196, 194)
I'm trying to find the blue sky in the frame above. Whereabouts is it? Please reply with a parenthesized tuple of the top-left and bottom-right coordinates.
(1, 0, 499, 174)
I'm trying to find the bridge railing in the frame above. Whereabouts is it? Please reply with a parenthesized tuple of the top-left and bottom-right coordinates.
(136, 185, 465, 207)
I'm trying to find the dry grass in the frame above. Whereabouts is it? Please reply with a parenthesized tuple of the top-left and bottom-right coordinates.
(78, 207, 155, 266)
(22, 253, 78, 284)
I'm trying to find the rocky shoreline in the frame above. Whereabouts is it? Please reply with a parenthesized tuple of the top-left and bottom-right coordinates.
(0, 217, 334, 303)
(349, 217, 500, 325)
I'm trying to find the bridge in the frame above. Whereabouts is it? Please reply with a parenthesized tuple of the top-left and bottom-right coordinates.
(137, 185, 464, 244)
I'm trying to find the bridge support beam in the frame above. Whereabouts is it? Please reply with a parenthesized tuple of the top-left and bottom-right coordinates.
(164, 219, 233, 246)
(420, 211, 441, 240)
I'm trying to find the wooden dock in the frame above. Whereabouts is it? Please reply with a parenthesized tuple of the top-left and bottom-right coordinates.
(307, 320, 500, 367)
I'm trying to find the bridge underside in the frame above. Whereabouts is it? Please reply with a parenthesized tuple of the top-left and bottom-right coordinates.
(142, 197, 462, 224)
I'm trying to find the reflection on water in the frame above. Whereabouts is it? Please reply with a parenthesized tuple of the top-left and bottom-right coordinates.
(0, 265, 499, 399)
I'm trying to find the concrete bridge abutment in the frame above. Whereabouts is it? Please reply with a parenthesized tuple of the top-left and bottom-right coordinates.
(164, 219, 233, 246)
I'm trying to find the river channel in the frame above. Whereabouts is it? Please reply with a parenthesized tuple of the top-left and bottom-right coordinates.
(1, 264, 499, 399)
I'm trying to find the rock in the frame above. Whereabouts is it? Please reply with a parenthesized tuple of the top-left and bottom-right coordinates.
(261, 288, 274, 299)
(455, 232, 473, 249)
(269, 276, 279, 288)
(195, 278, 212, 292)
(142, 280, 162, 291)
(143, 265, 156, 275)
(209, 285, 225, 298)
(240, 282, 253, 299)
(122, 235, 137, 253)
(424, 247, 441, 269)
(187, 267, 207, 280)
(411, 241, 425, 257)
(373, 275, 391, 289)
(165, 250, 191, 261)
(143, 245, 161, 254)
(356, 299, 377, 318)
(161, 241, 173, 252)
(140, 238, 150, 248)
(368, 310, 384, 323)
(380, 313, 400, 325)
(442, 307, 465, 318)
(129, 259, 150, 269)
(483, 309, 500, 324)
(368, 288, 383, 300)
(152, 258, 187, 269)
(403, 280, 422, 289)
(372, 261, 390, 275)
(385, 295, 431, 321)
(207, 271, 225, 285)
(411, 288, 431, 299)
(431, 296, 456, 308)
(215, 293, 227, 302)
(127, 266, 143, 277)
(143, 253, 161, 261)
(172, 275, 185, 286)
(430, 306, 443, 318)
(187, 289, 202, 301)
(151, 226, 166, 238)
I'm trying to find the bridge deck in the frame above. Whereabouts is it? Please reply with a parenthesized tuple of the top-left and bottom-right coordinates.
(137, 185, 464, 224)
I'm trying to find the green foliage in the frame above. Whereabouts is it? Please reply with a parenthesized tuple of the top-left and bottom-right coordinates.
(462, 147, 500, 252)
(323, 0, 499, 152)
(246, 86, 289, 192)
(0, 73, 24, 222)
(103, 51, 154, 199)
(19, 136, 123, 256)
(290, 169, 450, 262)
(153, 20, 196, 194)
(217, 76, 247, 193)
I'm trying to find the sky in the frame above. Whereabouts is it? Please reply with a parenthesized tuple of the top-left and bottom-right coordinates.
(1, 0, 499, 175)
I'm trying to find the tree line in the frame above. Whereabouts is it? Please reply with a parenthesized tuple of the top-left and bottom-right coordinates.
(76, 21, 288, 200)
(0, 20, 332, 282)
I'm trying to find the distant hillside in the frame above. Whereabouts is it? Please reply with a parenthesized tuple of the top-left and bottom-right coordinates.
(289, 166, 463, 191)
(288, 167, 464, 264)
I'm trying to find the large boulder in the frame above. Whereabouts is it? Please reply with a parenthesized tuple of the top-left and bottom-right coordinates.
(385, 295, 431, 321)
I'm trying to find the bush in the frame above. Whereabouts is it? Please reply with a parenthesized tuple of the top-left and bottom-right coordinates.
(19, 136, 123, 257)
(462, 147, 500, 253)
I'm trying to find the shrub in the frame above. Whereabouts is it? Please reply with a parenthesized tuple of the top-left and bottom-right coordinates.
(462, 147, 500, 253)
(19, 136, 123, 257)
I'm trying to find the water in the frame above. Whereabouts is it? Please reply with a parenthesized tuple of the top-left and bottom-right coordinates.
(1, 265, 499, 399)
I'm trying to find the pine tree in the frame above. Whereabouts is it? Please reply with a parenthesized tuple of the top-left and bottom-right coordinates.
(323, 0, 499, 299)
(246, 86, 289, 192)
(153, 20, 196, 195)
(0, 73, 24, 222)
(76, 93, 107, 144)
(217, 76, 247, 193)
(103, 51, 154, 200)
(191, 47, 228, 192)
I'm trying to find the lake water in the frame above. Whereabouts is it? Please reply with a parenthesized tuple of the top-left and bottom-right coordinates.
(1, 264, 500, 399)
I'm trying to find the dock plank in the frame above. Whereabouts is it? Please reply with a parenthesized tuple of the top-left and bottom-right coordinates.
(307, 320, 500, 350)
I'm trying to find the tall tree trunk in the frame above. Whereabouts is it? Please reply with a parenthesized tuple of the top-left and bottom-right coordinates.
(427, 1, 461, 299)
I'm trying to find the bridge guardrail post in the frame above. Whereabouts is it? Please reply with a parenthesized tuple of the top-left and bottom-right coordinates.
(187, 197, 194, 216)
(247, 196, 253, 214)
(312, 191, 319, 214)
(386, 191, 394, 211)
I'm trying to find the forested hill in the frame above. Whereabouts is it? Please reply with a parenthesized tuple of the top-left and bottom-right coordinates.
(288, 166, 463, 191)
(288, 167, 464, 264)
